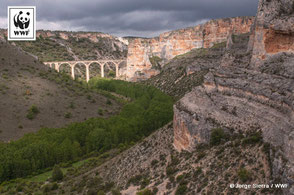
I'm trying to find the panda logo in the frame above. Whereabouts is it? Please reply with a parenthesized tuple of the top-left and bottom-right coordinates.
(14, 11, 30, 29)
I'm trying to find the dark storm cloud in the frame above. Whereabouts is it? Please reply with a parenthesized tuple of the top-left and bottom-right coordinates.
(0, 0, 259, 37)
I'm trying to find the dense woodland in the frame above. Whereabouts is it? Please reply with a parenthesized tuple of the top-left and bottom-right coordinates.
(0, 79, 173, 182)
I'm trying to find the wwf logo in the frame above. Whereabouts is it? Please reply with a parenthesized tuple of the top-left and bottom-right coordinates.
(8, 6, 36, 41)
(14, 11, 30, 29)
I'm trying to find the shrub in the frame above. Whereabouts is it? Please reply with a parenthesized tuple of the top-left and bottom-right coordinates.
(98, 109, 104, 116)
(97, 190, 105, 195)
(238, 168, 251, 182)
(64, 112, 72, 119)
(151, 159, 158, 167)
(210, 128, 227, 146)
(108, 70, 116, 78)
(166, 166, 178, 176)
(197, 151, 206, 160)
(140, 177, 150, 189)
(26, 105, 39, 120)
(242, 131, 262, 145)
(111, 189, 121, 195)
(128, 175, 143, 186)
(52, 165, 63, 181)
(69, 102, 75, 109)
(175, 183, 188, 195)
(51, 182, 58, 190)
(106, 99, 112, 105)
(149, 56, 162, 70)
(194, 167, 202, 177)
(136, 189, 153, 195)
(43, 184, 51, 193)
(176, 174, 185, 183)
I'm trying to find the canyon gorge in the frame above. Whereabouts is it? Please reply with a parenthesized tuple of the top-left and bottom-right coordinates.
(0, 0, 293, 193)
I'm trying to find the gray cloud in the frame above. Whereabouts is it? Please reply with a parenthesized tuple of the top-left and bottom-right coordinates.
(0, 0, 259, 37)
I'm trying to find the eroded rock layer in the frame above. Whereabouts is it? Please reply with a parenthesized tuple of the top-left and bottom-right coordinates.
(174, 1, 294, 193)
(126, 17, 254, 81)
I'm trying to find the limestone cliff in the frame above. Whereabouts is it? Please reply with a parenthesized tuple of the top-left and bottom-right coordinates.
(173, 1, 294, 193)
(126, 17, 254, 81)
(250, 0, 294, 66)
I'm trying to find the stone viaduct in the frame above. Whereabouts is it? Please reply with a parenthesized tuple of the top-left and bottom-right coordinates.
(43, 60, 126, 82)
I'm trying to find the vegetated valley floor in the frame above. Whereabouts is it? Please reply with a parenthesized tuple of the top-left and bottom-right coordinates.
(0, 40, 121, 141)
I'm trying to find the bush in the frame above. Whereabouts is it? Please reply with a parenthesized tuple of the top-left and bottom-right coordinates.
(26, 105, 39, 120)
(64, 112, 72, 119)
(176, 174, 185, 183)
(151, 159, 158, 167)
(97, 190, 105, 195)
(43, 184, 51, 193)
(210, 128, 227, 146)
(69, 102, 75, 109)
(51, 182, 58, 190)
(111, 189, 121, 195)
(106, 99, 112, 105)
(149, 56, 162, 70)
(108, 70, 116, 78)
(175, 184, 188, 195)
(52, 165, 63, 181)
(136, 189, 153, 195)
(238, 168, 251, 182)
(98, 109, 104, 116)
(242, 131, 262, 145)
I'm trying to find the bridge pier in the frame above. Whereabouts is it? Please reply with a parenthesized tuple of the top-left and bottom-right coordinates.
(100, 63, 105, 78)
(68, 62, 76, 80)
(85, 62, 91, 82)
(71, 65, 75, 79)
(55, 63, 60, 72)
(115, 63, 119, 78)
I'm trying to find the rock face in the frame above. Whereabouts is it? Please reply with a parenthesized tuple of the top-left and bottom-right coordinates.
(173, 1, 294, 193)
(126, 17, 254, 81)
(251, 0, 294, 65)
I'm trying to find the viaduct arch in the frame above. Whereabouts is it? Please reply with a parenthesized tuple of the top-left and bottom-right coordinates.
(43, 60, 126, 82)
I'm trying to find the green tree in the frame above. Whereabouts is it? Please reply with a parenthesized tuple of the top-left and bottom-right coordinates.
(52, 165, 63, 181)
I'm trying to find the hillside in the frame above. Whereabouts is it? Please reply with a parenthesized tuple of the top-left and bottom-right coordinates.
(1, 123, 278, 195)
(0, 30, 128, 80)
(0, 40, 121, 141)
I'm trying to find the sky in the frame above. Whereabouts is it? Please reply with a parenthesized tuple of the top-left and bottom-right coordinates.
(0, 0, 259, 37)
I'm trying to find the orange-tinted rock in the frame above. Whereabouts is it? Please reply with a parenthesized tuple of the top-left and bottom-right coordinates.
(126, 17, 254, 81)
(251, 0, 294, 66)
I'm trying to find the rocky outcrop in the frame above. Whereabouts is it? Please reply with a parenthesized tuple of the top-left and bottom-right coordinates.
(251, 0, 294, 66)
(173, 1, 294, 193)
(126, 17, 254, 81)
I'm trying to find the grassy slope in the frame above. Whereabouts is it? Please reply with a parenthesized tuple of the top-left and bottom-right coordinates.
(0, 40, 121, 141)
